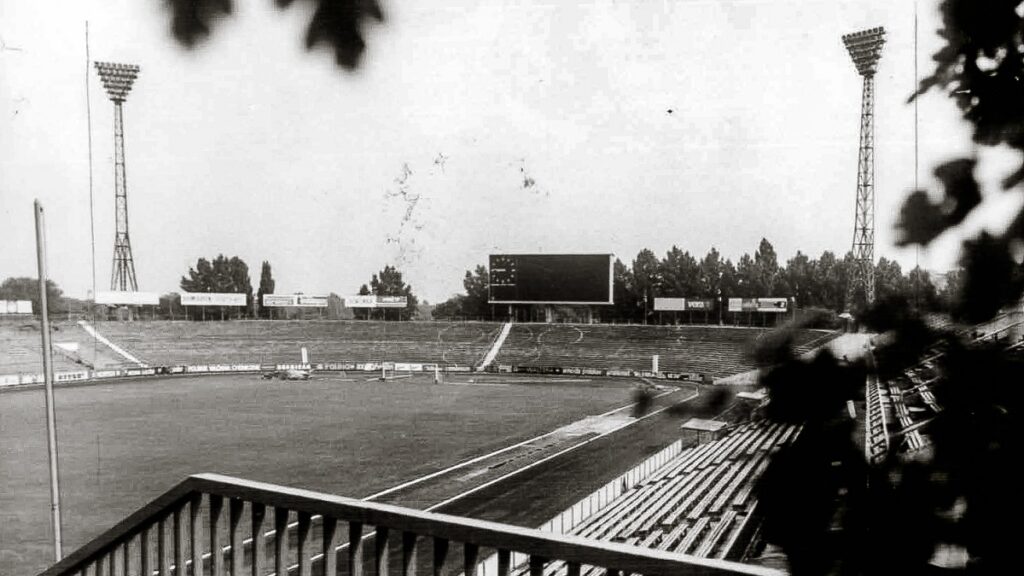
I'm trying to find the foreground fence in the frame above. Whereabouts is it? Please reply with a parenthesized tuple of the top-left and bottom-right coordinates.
(40, 474, 779, 576)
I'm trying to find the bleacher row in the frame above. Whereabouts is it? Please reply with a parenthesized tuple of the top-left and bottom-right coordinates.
(494, 324, 837, 378)
(0, 323, 103, 373)
(512, 420, 800, 576)
(1, 321, 838, 380)
(864, 374, 888, 464)
(866, 351, 946, 458)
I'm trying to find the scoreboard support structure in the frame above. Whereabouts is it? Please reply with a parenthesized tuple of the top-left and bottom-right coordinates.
(489, 254, 613, 323)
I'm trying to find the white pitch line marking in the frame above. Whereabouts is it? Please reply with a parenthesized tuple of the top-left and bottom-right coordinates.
(193, 383, 696, 575)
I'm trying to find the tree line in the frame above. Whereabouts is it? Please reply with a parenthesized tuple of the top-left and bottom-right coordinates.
(433, 238, 956, 323)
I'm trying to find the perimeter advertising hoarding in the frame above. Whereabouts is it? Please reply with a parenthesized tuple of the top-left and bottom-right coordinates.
(343, 295, 407, 308)
(296, 295, 328, 308)
(1, 300, 32, 314)
(728, 297, 789, 313)
(685, 299, 715, 311)
(95, 291, 160, 306)
(756, 297, 789, 313)
(180, 292, 247, 306)
(376, 296, 408, 308)
(654, 297, 686, 311)
(262, 294, 297, 307)
(488, 254, 614, 305)
(344, 295, 377, 308)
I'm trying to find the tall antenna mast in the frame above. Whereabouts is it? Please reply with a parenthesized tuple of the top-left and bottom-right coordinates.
(842, 27, 886, 311)
(94, 61, 141, 294)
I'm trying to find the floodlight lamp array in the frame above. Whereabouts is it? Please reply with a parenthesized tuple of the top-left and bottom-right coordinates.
(842, 27, 886, 77)
(94, 61, 141, 103)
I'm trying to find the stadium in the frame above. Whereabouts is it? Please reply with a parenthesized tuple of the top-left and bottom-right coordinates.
(3, 2, 1024, 576)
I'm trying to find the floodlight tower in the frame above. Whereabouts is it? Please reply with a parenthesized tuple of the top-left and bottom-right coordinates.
(842, 27, 885, 310)
(94, 61, 141, 292)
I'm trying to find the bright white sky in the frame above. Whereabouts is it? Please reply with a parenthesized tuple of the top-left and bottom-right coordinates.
(2, 0, 1022, 303)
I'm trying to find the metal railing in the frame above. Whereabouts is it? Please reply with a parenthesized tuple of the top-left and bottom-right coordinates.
(40, 474, 779, 576)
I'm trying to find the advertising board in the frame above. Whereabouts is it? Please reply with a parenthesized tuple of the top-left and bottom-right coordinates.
(344, 295, 407, 308)
(1, 300, 32, 314)
(685, 299, 715, 311)
(181, 292, 247, 306)
(653, 297, 686, 311)
(296, 295, 328, 308)
(756, 297, 790, 313)
(376, 296, 408, 308)
(95, 291, 160, 306)
(262, 294, 296, 307)
(344, 295, 377, 308)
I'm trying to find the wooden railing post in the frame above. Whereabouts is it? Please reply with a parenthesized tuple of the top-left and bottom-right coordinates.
(322, 518, 339, 576)
(251, 503, 266, 576)
(528, 556, 545, 576)
(209, 495, 225, 576)
(274, 508, 289, 576)
(401, 532, 417, 576)
(175, 503, 187, 576)
(297, 513, 312, 576)
(190, 494, 204, 576)
(141, 526, 153, 576)
(374, 527, 390, 576)
(158, 515, 170, 576)
(229, 499, 244, 576)
(463, 543, 479, 576)
(496, 549, 510, 576)
(432, 538, 448, 576)
(349, 522, 364, 576)
(121, 539, 130, 576)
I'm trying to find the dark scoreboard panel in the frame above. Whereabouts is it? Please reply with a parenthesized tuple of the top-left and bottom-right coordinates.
(489, 254, 614, 305)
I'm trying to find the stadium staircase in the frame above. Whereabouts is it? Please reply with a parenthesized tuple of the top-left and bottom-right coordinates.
(477, 322, 513, 370)
(38, 474, 778, 576)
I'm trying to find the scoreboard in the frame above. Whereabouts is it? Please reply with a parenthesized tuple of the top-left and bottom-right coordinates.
(489, 254, 614, 305)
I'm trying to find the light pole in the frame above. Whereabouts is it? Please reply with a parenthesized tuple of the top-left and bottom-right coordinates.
(842, 27, 886, 311)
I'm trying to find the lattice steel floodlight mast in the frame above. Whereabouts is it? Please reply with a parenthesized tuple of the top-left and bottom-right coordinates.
(94, 61, 140, 293)
(842, 27, 885, 311)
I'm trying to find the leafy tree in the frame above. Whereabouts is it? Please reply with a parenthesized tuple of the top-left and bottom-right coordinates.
(163, 0, 384, 70)
(179, 254, 254, 320)
(719, 258, 739, 299)
(785, 251, 812, 306)
(366, 265, 418, 320)
(256, 261, 275, 319)
(632, 249, 660, 322)
(432, 295, 465, 320)
(754, 238, 780, 295)
(697, 247, 724, 299)
(735, 253, 758, 297)
(610, 258, 640, 322)
(0, 277, 64, 315)
(873, 257, 907, 303)
(907, 265, 939, 310)
(659, 246, 700, 298)
(460, 265, 490, 318)
(938, 267, 966, 311)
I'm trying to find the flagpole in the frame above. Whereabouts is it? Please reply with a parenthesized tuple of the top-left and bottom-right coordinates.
(35, 199, 63, 561)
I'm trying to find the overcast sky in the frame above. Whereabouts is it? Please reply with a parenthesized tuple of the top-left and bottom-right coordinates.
(2, 0, 1022, 303)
